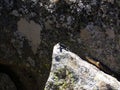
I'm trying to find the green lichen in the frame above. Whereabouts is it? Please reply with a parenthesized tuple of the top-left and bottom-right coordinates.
(50, 67, 77, 90)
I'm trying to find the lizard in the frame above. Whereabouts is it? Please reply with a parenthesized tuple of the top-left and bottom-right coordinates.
(85, 56, 120, 81)
(85, 56, 101, 69)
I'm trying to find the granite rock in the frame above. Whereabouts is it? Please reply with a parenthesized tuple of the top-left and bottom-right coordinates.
(0, 0, 120, 89)
(45, 43, 120, 90)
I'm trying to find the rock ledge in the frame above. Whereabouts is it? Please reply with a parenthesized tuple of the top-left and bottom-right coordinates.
(45, 43, 120, 90)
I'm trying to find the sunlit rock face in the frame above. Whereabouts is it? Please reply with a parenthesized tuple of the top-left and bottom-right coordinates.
(45, 43, 120, 90)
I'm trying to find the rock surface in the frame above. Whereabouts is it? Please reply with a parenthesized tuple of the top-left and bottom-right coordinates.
(0, 0, 120, 89)
(17, 18, 42, 53)
(45, 43, 120, 90)
(0, 73, 17, 90)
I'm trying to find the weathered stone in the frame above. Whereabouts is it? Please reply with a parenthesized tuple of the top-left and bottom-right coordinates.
(17, 18, 42, 53)
(0, 73, 17, 90)
(0, 0, 120, 89)
(0, 60, 41, 90)
(45, 43, 120, 90)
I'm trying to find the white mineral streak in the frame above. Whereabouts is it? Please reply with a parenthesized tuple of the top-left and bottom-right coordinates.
(45, 43, 120, 90)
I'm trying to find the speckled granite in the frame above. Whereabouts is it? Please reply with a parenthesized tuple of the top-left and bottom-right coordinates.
(45, 43, 120, 90)
(0, 0, 119, 89)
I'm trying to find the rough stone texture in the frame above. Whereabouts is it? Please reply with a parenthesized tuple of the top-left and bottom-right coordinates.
(17, 18, 42, 53)
(0, 0, 120, 89)
(45, 43, 120, 90)
(0, 73, 17, 90)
